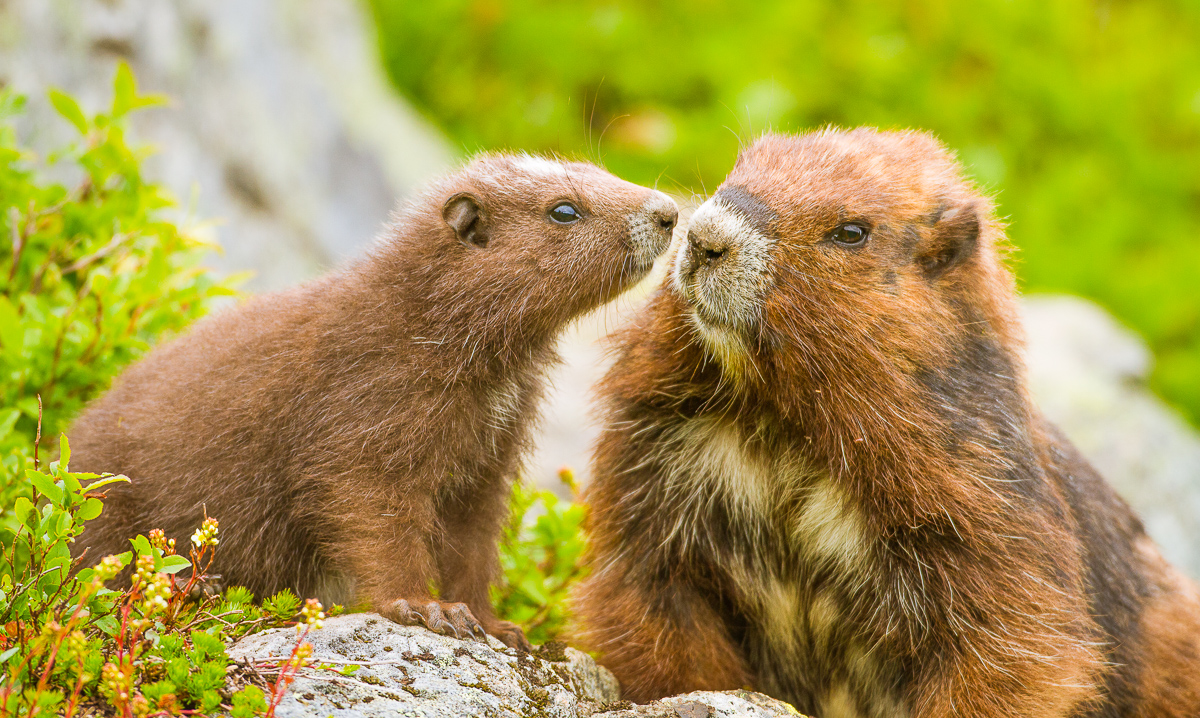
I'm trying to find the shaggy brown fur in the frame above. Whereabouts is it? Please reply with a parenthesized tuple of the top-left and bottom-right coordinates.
(574, 129, 1200, 716)
(69, 153, 677, 649)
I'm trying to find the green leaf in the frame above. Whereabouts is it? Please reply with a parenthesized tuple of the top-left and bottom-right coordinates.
(167, 657, 189, 686)
(201, 690, 222, 713)
(111, 62, 137, 118)
(58, 434, 70, 469)
(0, 89, 26, 120)
(159, 554, 191, 574)
(27, 469, 63, 505)
(48, 88, 88, 134)
(94, 615, 120, 636)
(83, 474, 131, 492)
(230, 686, 266, 718)
(0, 647, 17, 664)
(76, 498, 104, 521)
(262, 588, 302, 620)
(0, 408, 20, 439)
(130, 534, 152, 556)
(13, 496, 33, 523)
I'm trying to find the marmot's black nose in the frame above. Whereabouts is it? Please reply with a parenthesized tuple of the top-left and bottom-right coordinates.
(688, 228, 727, 268)
(653, 203, 679, 234)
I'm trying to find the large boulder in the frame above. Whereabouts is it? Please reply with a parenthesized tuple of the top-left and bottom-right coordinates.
(0, 0, 453, 291)
(226, 613, 803, 718)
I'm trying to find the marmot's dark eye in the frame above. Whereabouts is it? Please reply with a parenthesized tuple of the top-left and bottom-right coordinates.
(831, 223, 869, 247)
(549, 202, 582, 224)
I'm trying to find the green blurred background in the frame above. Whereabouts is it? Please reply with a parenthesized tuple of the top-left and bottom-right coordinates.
(366, 0, 1200, 426)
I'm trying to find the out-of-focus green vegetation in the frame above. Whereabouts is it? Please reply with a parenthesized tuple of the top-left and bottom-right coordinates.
(493, 468, 587, 645)
(0, 69, 305, 718)
(1, 65, 236, 504)
(368, 0, 1200, 424)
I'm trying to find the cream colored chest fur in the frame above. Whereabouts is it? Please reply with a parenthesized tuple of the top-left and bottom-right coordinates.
(657, 416, 908, 718)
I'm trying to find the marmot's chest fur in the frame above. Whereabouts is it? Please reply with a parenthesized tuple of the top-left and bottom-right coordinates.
(653, 413, 905, 716)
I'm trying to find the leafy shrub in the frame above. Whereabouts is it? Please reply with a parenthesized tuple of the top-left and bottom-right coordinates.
(494, 468, 588, 645)
(368, 0, 1200, 424)
(0, 63, 236, 512)
(0, 432, 316, 717)
(0, 68, 316, 718)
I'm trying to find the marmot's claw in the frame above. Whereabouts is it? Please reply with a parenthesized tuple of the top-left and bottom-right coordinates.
(384, 598, 422, 625)
(441, 602, 485, 641)
(384, 599, 487, 643)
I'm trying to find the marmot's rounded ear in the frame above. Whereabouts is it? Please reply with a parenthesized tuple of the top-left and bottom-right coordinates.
(916, 201, 980, 279)
(443, 193, 488, 248)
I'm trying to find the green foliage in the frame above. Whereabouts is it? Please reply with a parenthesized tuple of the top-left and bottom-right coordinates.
(0, 433, 310, 716)
(262, 589, 303, 623)
(0, 63, 236, 513)
(494, 469, 588, 645)
(369, 0, 1200, 424)
(0, 70, 305, 718)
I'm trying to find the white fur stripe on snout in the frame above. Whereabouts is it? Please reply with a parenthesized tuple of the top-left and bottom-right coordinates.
(672, 199, 774, 293)
(672, 197, 776, 378)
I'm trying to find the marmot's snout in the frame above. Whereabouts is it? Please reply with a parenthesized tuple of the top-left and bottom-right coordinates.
(628, 192, 678, 268)
(672, 188, 775, 331)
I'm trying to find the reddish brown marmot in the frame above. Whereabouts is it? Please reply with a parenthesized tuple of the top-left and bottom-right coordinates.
(69, 153, 677, 649)
(574, 129, 1200, 715)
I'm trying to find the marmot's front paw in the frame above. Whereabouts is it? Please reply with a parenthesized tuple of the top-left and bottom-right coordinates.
(384, 599, 488, 642)
(486, 619, 532, 652)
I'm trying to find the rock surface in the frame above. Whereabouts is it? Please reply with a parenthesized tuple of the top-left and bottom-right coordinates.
(597, 691, 802, 717)
(0, 0, 453, 291)
(225, 613, 802, 718)
(1023, 295, 1200, 577)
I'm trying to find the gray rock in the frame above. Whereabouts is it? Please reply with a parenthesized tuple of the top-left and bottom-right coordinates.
(226, 613, 805, 718)
(1023, 294, 1200, 577)
(226, 612, 619, 717)
(0, 0, 453, 291)
(592, 690, 803, 717)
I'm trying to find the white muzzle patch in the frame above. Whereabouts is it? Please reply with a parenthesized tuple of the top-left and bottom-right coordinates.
(672, 197, 776, 375)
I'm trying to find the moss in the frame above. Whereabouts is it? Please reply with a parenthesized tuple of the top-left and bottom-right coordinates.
(599, 700, 634, 711)
(525, 686, 551, 710)
(533, 641, 569, 662)
(459, 680, 500, 697)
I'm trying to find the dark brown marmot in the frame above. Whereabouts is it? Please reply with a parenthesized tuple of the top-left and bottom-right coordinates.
(574, 129, 1200, 715)
(69, 153, 677, 649)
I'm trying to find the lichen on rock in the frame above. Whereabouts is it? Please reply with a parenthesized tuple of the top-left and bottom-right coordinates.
(225, 613, 803, 717)
(226, 613, 618, 717)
